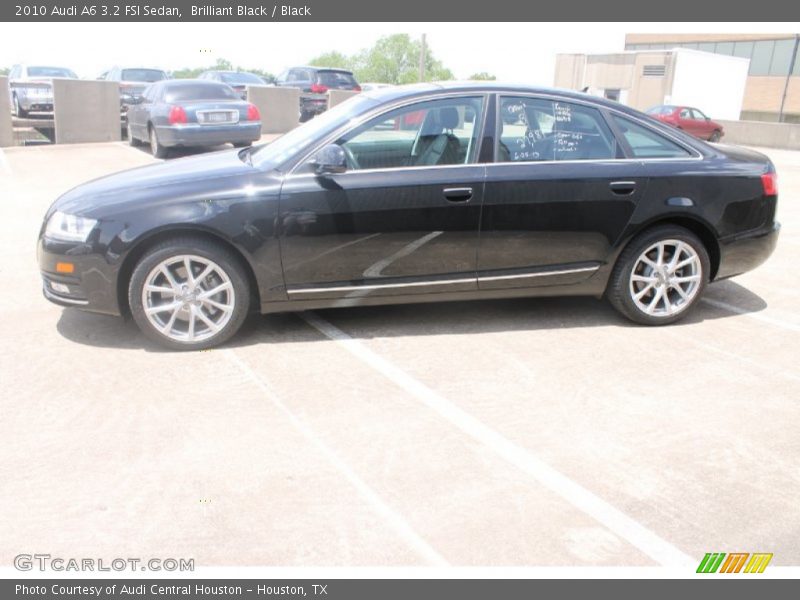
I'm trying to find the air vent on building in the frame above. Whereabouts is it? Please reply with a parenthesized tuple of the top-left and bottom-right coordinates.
(643, 65, 666, 77)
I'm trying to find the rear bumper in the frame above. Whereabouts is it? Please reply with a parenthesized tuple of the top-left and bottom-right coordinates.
(300, 94, 328, 115)
(716, 222, 780, 280)
(155, 122, 262, 147)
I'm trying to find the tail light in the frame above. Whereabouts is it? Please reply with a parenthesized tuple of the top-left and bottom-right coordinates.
(246, 104, 260, 121)
(761, 172, 778, 197)
(353, 85, 362, 92)
(168, 105, 187, 125)
(310, 83, 329, 93)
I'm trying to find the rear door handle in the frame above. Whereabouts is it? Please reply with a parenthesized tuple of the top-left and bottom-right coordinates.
(609, 181, 637, 195)
(443, 187, 473, 202)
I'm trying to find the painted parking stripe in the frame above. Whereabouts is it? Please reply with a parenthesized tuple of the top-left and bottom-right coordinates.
(0, 147, 11, 174)
(224, 348, 449, 567)
(301, 311, 694, 567)
(701, 297, 800, 332)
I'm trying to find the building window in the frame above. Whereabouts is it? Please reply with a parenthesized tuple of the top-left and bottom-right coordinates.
(770, 38, 796, 76)
(750, 40, 775, 75)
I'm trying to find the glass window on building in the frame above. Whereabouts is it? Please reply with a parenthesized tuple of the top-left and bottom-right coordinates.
(715, 42, 735, 55)
(733, 41, 754, 62)
(698, 42, 716, 53)
(770, 38, 796, 76)
(750, 40, 775, 75)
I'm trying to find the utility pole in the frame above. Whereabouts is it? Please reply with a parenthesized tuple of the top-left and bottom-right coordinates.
(778, 34, 799, 123)
(419, 33, 427, 82)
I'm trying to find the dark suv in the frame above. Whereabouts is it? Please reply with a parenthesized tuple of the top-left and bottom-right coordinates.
(275, 66, 361, 121)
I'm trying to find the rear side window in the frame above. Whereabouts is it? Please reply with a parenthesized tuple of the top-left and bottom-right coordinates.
(612, 115, 692, 158)
(121, 69, 167, 82)
(498, 97, 618, 162)
(164, 83, 238, 102)
(317, 71, 357, 87)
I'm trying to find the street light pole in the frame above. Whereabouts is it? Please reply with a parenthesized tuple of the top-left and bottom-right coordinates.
(419, 33, 427, 82)
(778, 34, 799, 123)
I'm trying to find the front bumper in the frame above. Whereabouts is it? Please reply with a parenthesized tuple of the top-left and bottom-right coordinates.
(38, 236, 122, 316)
(155, 122, 262, 148)
(716, 222, 780, 280)
(18, 94, 54, 112)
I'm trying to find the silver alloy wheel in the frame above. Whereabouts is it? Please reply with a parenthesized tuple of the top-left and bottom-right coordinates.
(629, 239, 702, 317)
(141, 254, 235, 343)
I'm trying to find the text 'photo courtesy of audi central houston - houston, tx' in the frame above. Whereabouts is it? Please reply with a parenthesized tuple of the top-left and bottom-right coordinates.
(38, 83, 780, 350)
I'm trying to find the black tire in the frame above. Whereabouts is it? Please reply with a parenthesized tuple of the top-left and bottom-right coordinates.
(12, 94, 28, 118)
(232, 141, 250, 148)
(709, 130, 721, 143)
(128, 237, 251, 351)
(148, 124, 169, 158)
(607, 225, 710, 326)
(128, 123, 141, 146)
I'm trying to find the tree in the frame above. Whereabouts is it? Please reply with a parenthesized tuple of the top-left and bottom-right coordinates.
(171, 58, 275, 83)
(468, 72, 496, 81)
(309, 34, 454, 85)
(0, 67, 9, 76)
(306, 51, 353, 70)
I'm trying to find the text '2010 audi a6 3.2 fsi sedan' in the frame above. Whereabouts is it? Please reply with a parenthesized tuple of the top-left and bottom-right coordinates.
(38, 83, 780, 350)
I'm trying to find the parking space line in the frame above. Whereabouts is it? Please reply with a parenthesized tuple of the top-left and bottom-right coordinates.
(0, 148, 11, 174)
(223, 348, 450, 567)
(701, 297, 800, 332)
(301, 312, 695, 567)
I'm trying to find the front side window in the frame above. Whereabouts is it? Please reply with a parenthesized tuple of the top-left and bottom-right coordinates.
(498, 96, 617, 162)
(612, 115, 692, 158)
(692, 109, 708, 120)
(336, 96, 485, 170)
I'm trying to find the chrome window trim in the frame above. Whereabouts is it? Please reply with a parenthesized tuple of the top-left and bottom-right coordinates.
(478, 265, 599, 283)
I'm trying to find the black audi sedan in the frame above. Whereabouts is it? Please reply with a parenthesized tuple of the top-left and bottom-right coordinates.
(38, 83, 780, 350)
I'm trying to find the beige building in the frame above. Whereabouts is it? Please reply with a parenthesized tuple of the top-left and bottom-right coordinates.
(554, 49, 750, 121)
(624, 34, 800, 123)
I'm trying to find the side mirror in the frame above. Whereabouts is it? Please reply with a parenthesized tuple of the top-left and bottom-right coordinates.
(312, 144, 347, 175)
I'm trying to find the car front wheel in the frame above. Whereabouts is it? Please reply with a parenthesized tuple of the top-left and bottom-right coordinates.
(128, 238, 251, 350)
(608, 226, 709, 325)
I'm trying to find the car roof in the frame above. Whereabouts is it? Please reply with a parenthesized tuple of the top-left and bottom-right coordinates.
(361, 81, 647, 115)
(293, 65, 354, 73)
(161, 79, 227, 86)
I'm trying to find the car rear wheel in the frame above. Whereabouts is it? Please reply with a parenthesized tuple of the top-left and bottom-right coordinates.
(232, 142, 250, 148)
(128, 238, 251, 350)
(709, 130, 721, 143)
(149, 125, 169, 158)
(607, 225, 709, 325)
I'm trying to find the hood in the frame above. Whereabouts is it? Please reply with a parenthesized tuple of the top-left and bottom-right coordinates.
(51, 148, 261, 217)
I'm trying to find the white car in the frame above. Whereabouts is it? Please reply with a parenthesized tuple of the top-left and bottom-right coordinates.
(8, 64, 77, 117)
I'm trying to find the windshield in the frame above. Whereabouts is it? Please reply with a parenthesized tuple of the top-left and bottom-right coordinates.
(220, 72, 265, 85)
(122, 69, 167, 82)
(164, 83, 239, 102)
(27, 66, 76, 78)
(252, 94, 379, 170)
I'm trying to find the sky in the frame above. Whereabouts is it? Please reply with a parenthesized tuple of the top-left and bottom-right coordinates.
(0, 22, 796, 84)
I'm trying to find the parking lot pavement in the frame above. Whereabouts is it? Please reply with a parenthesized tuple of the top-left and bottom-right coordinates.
(1, 142, 798, 568)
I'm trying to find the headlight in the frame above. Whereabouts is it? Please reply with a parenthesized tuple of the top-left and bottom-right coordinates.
(45, 211, 98, 242)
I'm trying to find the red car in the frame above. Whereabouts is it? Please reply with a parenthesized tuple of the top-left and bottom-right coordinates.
(646, 105, 724, 142)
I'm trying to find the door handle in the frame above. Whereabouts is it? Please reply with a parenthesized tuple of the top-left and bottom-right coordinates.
(443, 187, 473, 202)
(609, 181, 637, 195)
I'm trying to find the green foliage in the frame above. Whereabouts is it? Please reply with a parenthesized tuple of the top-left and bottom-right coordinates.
(309, 34, 454, 85)
(0, 67, 9, 76)
(468, 72, 496, 81)
(171, 58, 275, 84)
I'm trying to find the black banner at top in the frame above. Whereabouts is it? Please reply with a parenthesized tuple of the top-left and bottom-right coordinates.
(1, 0, 799, 22)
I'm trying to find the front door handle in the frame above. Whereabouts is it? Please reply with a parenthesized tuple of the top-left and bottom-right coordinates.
(443, 187, 473, 202)
(609, 181, 637, 195)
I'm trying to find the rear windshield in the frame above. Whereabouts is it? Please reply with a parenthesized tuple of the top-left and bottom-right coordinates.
(220, 72, 265, 85)
(646, 105, 675, 115)
(122, 69, 167, 82)
(27, 67, 76, 78)
(317, 71, 357, 87)
(164, 83, 239, 102)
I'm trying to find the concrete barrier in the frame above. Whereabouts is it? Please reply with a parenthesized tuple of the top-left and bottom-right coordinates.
(52, 79, 121, 144)
(0, 77, 12, 148)
(247, 86, 299, 134)
(717, 119, 800, 150)
(327, 89, 359, 109)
